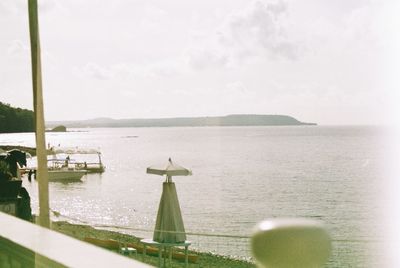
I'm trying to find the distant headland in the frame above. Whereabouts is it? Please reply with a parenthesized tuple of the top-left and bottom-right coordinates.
(0, 101, 317, 133)
(47, 114, 316, 128)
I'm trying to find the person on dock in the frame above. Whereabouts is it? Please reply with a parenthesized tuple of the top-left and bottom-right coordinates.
(64, 155, 70, 167)
(28, 169, 33, 182)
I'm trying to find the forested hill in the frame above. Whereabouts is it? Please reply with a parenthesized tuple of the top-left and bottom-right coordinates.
(48, 114, 317, 128)
(0, 102, 34, 133)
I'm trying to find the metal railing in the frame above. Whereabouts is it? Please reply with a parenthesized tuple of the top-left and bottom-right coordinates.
(49, 209, 384, 267)
(50, 209, 252, 261)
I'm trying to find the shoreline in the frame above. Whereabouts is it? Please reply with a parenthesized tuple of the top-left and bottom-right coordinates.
(0, 145, 55, 157)
(51, 220, 255, 268)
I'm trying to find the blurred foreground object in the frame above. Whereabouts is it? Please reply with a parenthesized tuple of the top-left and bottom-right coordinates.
(251, 218, 331, 268)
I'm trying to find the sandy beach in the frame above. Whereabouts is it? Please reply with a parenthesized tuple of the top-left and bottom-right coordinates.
(51, 221, 255, 268)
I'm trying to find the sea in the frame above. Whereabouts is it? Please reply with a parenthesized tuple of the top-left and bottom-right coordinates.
(0, 126, 389, 267)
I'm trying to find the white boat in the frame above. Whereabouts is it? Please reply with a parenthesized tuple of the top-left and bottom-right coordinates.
(25, 162, 87, 182)
(49, 147, 105, 174)
(47, 159, 87, 181)
(48, 168, 87, 181)
(25, 147, 103, 181)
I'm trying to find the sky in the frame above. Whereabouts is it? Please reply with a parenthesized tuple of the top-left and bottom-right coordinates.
(0, 0, 399, 124)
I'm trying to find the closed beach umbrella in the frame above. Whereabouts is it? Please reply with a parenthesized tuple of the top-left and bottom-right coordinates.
(147, 158, 192, 180)
(147, 158, 192, 243)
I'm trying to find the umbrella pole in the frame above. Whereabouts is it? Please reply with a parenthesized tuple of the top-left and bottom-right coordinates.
(166, 175, 172, 183)
(28, 0, 50, 228)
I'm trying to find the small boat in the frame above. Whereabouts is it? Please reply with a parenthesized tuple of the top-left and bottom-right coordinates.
(47, 159, 87, 181)
(25, 147, 104, 181)
(50, 147, 105, 174)
(24, 164, 87, 182)
(48, 168, 87, 181)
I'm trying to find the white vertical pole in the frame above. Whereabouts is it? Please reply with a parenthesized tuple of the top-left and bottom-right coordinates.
(28, 0, 50, 228)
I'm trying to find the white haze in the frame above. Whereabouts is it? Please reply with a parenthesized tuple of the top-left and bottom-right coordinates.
(0, 0, 398, 125)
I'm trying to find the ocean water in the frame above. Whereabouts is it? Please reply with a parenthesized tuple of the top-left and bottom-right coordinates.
(0, 126, 387, 267)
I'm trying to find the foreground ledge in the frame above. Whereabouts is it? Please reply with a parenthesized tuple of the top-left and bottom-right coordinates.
(0, 212, 150, 267)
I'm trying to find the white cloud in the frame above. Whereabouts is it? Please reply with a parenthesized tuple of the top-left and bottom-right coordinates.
(0, 0, 58, 15)
(226, 81, 247, 93)
(0, 2, 9, 14)
(7, 40, 29, 56)
(0, 0, 24, 15)
(184, 48, 229, 71)
(219, 0, 297, 60)
(73, 60, 183, 83)
(79, 63, 113, 80)
(38, 0, 58, 12)
(185, 0, 299, 71)
(138, 5, 169, 31)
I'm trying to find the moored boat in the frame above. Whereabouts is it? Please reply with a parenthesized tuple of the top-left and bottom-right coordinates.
(48, 169, 87, 181)
(46, 157, 87, 181)
(50, 147, 105, 174)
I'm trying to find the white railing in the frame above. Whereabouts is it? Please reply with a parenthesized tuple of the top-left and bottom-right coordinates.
(0, 212, 150, 268)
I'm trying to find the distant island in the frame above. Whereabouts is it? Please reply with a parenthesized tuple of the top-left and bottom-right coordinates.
(47, 125, 67, 132)
(47, 114, 316, 128)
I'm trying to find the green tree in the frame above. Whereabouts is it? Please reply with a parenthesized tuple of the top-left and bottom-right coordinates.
(0, 102, 34, 133)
